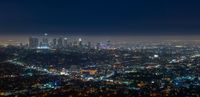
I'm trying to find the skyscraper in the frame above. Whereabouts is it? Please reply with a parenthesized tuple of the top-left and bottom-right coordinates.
(78, 38, 82, 47)
(52, 38, 57, 48)
(87, 42, 91, 49)
(64, 38, 68, 48)
(29, 37, 39, 49)
(57, 37, 63, 48)
(42, 33, 49, 47)
(35, 33, 50, 49)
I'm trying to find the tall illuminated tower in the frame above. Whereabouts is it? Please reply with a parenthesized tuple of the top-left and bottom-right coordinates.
(78, 38, 82, 47)
(42, 33, 49, 47)
(64, 37, 68, 48)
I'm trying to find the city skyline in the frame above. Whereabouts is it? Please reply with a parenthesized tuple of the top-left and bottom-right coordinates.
(1, 34, 200, 43)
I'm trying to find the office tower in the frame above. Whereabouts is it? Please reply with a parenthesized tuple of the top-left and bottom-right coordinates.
(63, 37, 68, 48)
(57, 37, 63, 48)
(78, 38, 82, 47)
(87, 42, 91, 49)
(73, 41, 78, 47)
(42, 33, 49, 47)
(39, 42, 42, 47)
(52, 38, 57, 48)
(29, 37, 39, 49)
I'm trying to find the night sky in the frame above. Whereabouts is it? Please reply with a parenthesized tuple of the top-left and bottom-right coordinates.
(1, 0, 200, 35)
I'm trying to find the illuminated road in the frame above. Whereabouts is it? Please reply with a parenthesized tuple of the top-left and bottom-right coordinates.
(7, 60, 60, 75)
